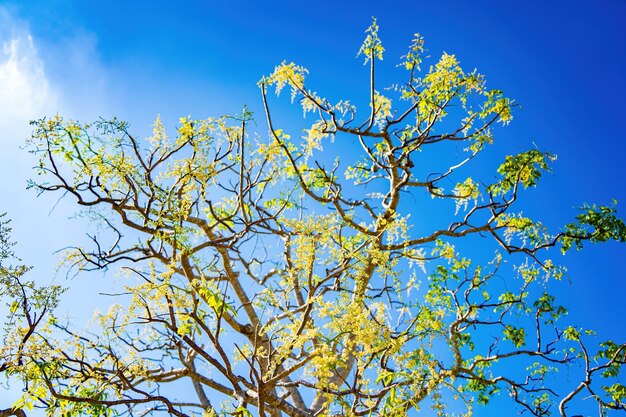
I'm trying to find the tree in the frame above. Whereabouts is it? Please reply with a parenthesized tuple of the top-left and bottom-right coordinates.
(2, 19, 626, 417)
(0, 213, 62, 417)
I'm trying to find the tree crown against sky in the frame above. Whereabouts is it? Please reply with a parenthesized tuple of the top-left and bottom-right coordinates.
(1, 18, 626, 417)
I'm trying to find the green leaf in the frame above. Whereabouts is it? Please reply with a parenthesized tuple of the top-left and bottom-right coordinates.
(503, 325, 526, 348)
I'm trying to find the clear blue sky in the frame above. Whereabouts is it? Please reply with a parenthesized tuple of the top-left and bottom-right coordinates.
(0, 0, 625, 414)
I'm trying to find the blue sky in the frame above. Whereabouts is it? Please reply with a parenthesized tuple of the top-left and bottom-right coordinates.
(0, 0, 625, 414)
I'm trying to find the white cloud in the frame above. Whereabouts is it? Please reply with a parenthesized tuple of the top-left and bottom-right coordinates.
(0, 12, 58, 140)
(0, 9, 118, 136)
(0, 34, 57, 128)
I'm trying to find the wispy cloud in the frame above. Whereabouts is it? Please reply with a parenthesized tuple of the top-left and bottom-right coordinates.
(0, 6, 112, 263)
(0, 8, 58, 136)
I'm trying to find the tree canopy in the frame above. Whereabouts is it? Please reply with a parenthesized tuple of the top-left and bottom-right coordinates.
(1, 19, 626, 417)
